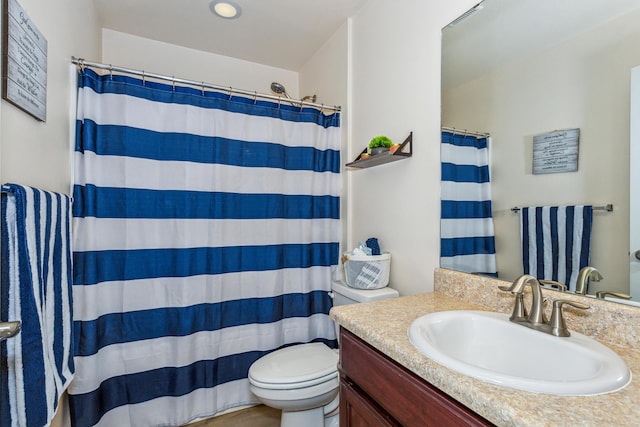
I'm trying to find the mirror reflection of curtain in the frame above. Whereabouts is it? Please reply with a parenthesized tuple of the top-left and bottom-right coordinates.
(440, 131, 497, 276)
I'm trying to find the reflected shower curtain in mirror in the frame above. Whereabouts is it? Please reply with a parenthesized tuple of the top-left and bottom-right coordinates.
(440, 131, 497, 276)
(69, 68, 341, 427)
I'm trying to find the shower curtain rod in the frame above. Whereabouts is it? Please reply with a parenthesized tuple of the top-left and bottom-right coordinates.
(71, 57, 341, 112)
(442, 126, 490, 138)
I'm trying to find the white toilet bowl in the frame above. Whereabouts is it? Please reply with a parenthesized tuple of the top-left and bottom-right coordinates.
(248, 282, 400, 427)
(248, 342, 339, 427)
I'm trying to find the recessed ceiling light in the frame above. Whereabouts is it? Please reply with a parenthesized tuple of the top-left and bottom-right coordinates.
(210, 1, 241, 19)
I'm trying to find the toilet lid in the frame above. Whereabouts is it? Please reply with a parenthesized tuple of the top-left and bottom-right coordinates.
(249, 343, 338, 387)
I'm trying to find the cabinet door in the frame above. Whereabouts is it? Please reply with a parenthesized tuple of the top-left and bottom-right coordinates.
(340, 328, 494, 427)
(340, 377, 400, 427)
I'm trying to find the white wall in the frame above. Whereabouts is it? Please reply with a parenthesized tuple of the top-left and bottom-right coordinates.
(0, 0, 101, 194)
(102, 29, 299, 99)
(103, 0, 480, 299)
(299, 21, 350, 261)
(443, 10, 640, 294)
(0, 3, 101, 426)
(348, 0, 478, 296)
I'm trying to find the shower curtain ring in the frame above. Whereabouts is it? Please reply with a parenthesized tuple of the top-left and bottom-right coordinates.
(109, 64, 113, 80)
(142, 71, 146, 86)
(253, 91, 257, 104)
(172, 78, 175, 91)
(227, 86, 233, 100)
(201, 82, 205, 95)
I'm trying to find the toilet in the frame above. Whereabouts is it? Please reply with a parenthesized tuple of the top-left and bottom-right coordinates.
(248, 281, 399, 427)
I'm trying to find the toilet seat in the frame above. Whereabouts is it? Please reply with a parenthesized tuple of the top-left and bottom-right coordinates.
(249, 370, 338, 390)
(248, 343, 338, 390)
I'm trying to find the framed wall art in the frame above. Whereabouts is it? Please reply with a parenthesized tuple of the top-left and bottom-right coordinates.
(2, 0, 47, 121)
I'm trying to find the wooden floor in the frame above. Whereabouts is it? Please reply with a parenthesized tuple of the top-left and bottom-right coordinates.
(186, 405, 281, 427)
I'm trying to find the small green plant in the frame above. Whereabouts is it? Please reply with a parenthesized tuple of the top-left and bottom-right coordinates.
(368, 135, 393, 149)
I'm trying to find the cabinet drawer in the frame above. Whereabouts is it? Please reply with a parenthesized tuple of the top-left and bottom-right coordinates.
(339, 328, 494, 427)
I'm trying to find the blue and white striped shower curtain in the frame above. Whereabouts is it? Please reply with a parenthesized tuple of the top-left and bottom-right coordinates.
(68, 68, 341, 426)
(440, 131, 497, 276)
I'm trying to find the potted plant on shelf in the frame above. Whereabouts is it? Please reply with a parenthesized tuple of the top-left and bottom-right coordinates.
(368, 135, 393, 155)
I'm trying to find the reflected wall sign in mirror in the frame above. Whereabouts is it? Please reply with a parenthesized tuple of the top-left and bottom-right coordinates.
(441, 0, 640, 301)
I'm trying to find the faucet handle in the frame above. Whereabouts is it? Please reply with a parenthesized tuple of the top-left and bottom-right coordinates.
(509, 293, 528, 321)
(539, 280, 567, 292)
(548, 300, 590, 337)
(596, 291, 632, 300)
(499, 285, 528, 320)
(498, 284, 516, 293)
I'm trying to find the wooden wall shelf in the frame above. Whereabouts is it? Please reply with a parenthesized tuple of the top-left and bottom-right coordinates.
(346, 132, 412, 169)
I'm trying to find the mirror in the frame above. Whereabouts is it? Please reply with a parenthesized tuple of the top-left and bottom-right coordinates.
(441, 0, 640, 301)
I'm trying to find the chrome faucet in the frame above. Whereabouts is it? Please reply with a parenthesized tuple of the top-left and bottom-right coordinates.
(575, 266, 602, 295)
(500, 275, 590, 337)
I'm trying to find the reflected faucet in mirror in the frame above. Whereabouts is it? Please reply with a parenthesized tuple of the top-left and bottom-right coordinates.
(539, 280, 567, 292)
(574, 267, 632, 299)
(575, 267, 603, 296)
(596, 291, 632, 300)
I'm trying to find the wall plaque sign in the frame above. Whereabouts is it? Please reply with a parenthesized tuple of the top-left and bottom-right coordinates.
(532, 128, 579, 174)
(2, 0, 47, 121)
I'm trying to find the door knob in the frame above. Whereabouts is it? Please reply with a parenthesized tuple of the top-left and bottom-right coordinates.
(0, 321, 21, 341)
(635, 250, 640, 261)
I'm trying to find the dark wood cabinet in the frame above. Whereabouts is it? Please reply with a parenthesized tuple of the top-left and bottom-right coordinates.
(339, 328, 494, 427)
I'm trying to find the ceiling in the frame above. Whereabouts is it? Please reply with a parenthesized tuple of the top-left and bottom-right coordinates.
(442, 0, 640, 91)
(94, 1, 640, 83)
(94, 0, 368, 71)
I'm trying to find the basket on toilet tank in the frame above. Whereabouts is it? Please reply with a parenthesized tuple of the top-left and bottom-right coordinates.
(342, 251, 391, 290)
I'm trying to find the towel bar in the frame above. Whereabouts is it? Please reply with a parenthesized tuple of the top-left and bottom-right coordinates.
(511, 204, 613, 213)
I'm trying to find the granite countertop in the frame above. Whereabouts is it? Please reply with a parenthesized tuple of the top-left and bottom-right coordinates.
(330, 269, 640, 427)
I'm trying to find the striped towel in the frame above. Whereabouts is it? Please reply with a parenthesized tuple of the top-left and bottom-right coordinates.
(1, 184, 74, 427)
(354, 262, 383, 289)
(520, 205, 593, 292)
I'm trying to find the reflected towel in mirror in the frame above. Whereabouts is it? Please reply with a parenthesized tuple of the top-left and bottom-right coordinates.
(520, 205, 593, 292)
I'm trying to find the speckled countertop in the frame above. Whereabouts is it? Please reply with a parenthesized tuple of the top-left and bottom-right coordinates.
(330, 268, 640, 427)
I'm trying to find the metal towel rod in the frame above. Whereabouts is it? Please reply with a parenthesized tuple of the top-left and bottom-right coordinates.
(511, 204, 613, 213)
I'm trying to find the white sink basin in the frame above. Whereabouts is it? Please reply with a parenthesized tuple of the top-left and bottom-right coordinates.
(408, 310, 631, 396)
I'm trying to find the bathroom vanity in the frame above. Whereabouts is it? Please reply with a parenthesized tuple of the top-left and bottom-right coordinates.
(330, 268, 640, 426)
(339, 327, 492, 426)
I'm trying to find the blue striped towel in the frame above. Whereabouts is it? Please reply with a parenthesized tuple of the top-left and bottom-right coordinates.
(1, 184, 74, 427)
(520, 205, 593, 292)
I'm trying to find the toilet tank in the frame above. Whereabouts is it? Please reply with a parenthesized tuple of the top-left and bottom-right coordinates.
(331, 281, 399, 306)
